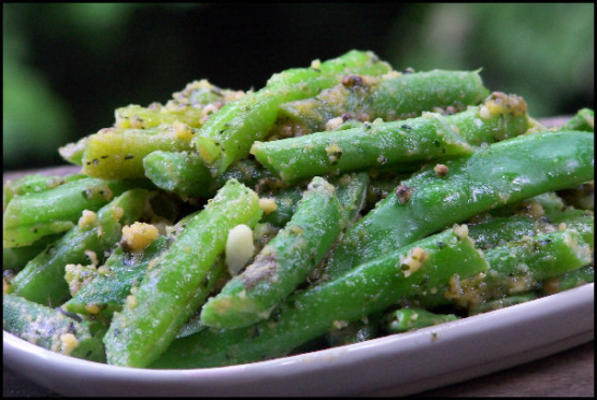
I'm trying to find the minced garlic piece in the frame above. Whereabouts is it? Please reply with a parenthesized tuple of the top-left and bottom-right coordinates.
(310, 59, 321, 69)
(121, 222, 159, 252)
(259, 198, 278, 215)
(59, 333, 79, 356)
(77, 210, 97, 229)
(225, 224, 255, 276)
(400, 247, 428, 277)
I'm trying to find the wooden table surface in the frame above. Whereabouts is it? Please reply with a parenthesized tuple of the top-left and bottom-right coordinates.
(3, 116, 594, 396)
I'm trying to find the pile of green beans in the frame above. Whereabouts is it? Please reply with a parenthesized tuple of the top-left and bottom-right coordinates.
(3, 49, 594, 369)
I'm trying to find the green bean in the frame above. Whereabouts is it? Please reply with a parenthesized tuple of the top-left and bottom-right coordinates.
(143, 151, 277, 200)
(3, 177, 147, 248)
(114, 104, 205, 129)
(541, 265, 594, 294)
(3, 173, 84, 211)
(307, 172, 370, 284)
(175, 257, 228, 339)
(62, 236, 170, 319)
(58, 136, 89, 166)
(468, 215, 553, 250)
(410, 209, 594, 310)
(200, 177, 343, 329)
(151, 227, 488, 368)
(258, 172, 369, 230)
(81, 125, 198, 179)
(251, 92, 529, 183)
(279, 69, 489, 132)
(333, 171, 369, 229)
(444, 228, 592, 310)
(325, 130, 594, 280)
(383, 308, 459, 333)
(561, 108, 594, 131)
(103, 179, 262, 367)
(469, 293, 538, 315)
(447, 92, 529, 146)
(3, 293, 106, 362)
(142, 150, 212, 199)
(8, 189, 149, 306)
(251, 116, 468, 184)
(3, 234, 63, 272)
(193, 50, 391, 176)
(490, 192, 566, 219)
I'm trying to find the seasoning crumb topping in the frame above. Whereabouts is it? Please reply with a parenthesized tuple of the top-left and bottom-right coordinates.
(453, 224, 469, 239)
(121, 222, 159, 252)
(399, 246, 428, 277)
(259, 198, 278, 215)
(77, 210, 97, 230)
(59, 333, 79, 356)
(325, 116, 344, 131)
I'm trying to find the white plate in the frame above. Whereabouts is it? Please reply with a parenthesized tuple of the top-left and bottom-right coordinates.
(3, 283, 594, 396)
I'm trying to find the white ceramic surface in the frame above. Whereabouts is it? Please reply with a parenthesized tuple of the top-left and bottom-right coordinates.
(3, 283, 594, 396)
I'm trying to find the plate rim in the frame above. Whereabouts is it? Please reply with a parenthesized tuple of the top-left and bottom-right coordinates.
(3, 283, 594, 395)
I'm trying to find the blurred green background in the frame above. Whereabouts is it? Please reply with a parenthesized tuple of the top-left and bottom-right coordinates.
(3, 3, 594, 170)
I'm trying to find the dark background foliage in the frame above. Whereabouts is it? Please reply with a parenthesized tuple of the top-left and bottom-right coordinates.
(3, 3, 594, 169)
